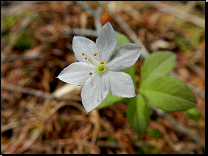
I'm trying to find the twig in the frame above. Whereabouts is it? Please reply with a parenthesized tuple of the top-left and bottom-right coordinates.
(1, 83, 81, 102)
(1, 1, 37, 16)
(1, 44, 48, 63)
(139, 92, 204, 145)
(16, 127, 43, 154)
(110, 1, 142, 23)
(184, 1, 196, 13)
(45, 101, 86, 122)
(88, 109, 100, 144)
(75, 1, 94, 15)
(100, 119, 126, 151)
(62, 28, 98, 37)
(185, 61, 205, 82)
(149, 120, 177, 152)
(75, 1, 102, 32)
(94, 6, 103, 32)
(44, 138, 100, 152)
(1, 122, 18, 133)
(62, 1, 102, 37)
(185, 144, 205, 154)
(148, 1, 205, 28)
(97, 140, 149, 149)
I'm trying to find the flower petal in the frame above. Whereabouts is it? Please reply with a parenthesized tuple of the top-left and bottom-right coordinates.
(96, 22, 117, 62)
(81, 73, 108, 113)
(107, 43, 142, 71)
(57, 62, 94, 85)
(107, 71, 136, 97)
(72, 36, 99, 63)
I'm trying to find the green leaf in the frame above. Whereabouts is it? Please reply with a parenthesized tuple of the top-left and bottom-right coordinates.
(141, 77, 197, 112)
(115, 31, 131, 46)
(140, 51, 176, 88)
(186, 108, 201, 121)
(96, 93, 123, 110)
(127, 94, 150, 133)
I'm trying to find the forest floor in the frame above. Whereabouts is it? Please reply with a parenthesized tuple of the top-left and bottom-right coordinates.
(1, 1, 205, 154)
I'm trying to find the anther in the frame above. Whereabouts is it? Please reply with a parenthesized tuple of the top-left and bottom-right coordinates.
(85, 57, 87, 59)
(82, 53, 84, 56)
(94, 53, 98, 56)
(89, 72, 92, 75)
(101, 68, 104, 71)
(101, 61, 104, 64)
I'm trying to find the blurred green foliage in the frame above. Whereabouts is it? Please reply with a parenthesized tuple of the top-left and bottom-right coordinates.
(186, 107, 201, 121)
(21, 67, 34, 74)
(14, 30, 34, 50)
(175, 34, 192, 52)
(83, 149, 90, 154)
(1, 10, 33, 32)
(58, 118, 66, 125)
(135, 145, 157, 154)
(147, 128, 161, 138)
(1, 16, 18, 28)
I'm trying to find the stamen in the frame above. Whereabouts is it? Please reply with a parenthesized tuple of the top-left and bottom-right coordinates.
(89, 72, 92, 75)
(101, 61, 104, 64)
(85, 57, 87, 59)
(82, 53, 84, 56)
(88, 58, 93, 64)
(94, 53, 98, 56)
(101, 68, 104, 71)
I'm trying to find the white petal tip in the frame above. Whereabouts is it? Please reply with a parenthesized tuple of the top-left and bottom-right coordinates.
(56, 75, 62, 80)
(124, 94, 136, 98)
(85, 108, 93, 114)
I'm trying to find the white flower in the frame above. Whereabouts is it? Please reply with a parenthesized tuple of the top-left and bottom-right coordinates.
(57, 22, 142, 113)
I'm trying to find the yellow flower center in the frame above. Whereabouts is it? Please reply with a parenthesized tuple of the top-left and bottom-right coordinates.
(95, 61, 108, 75)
